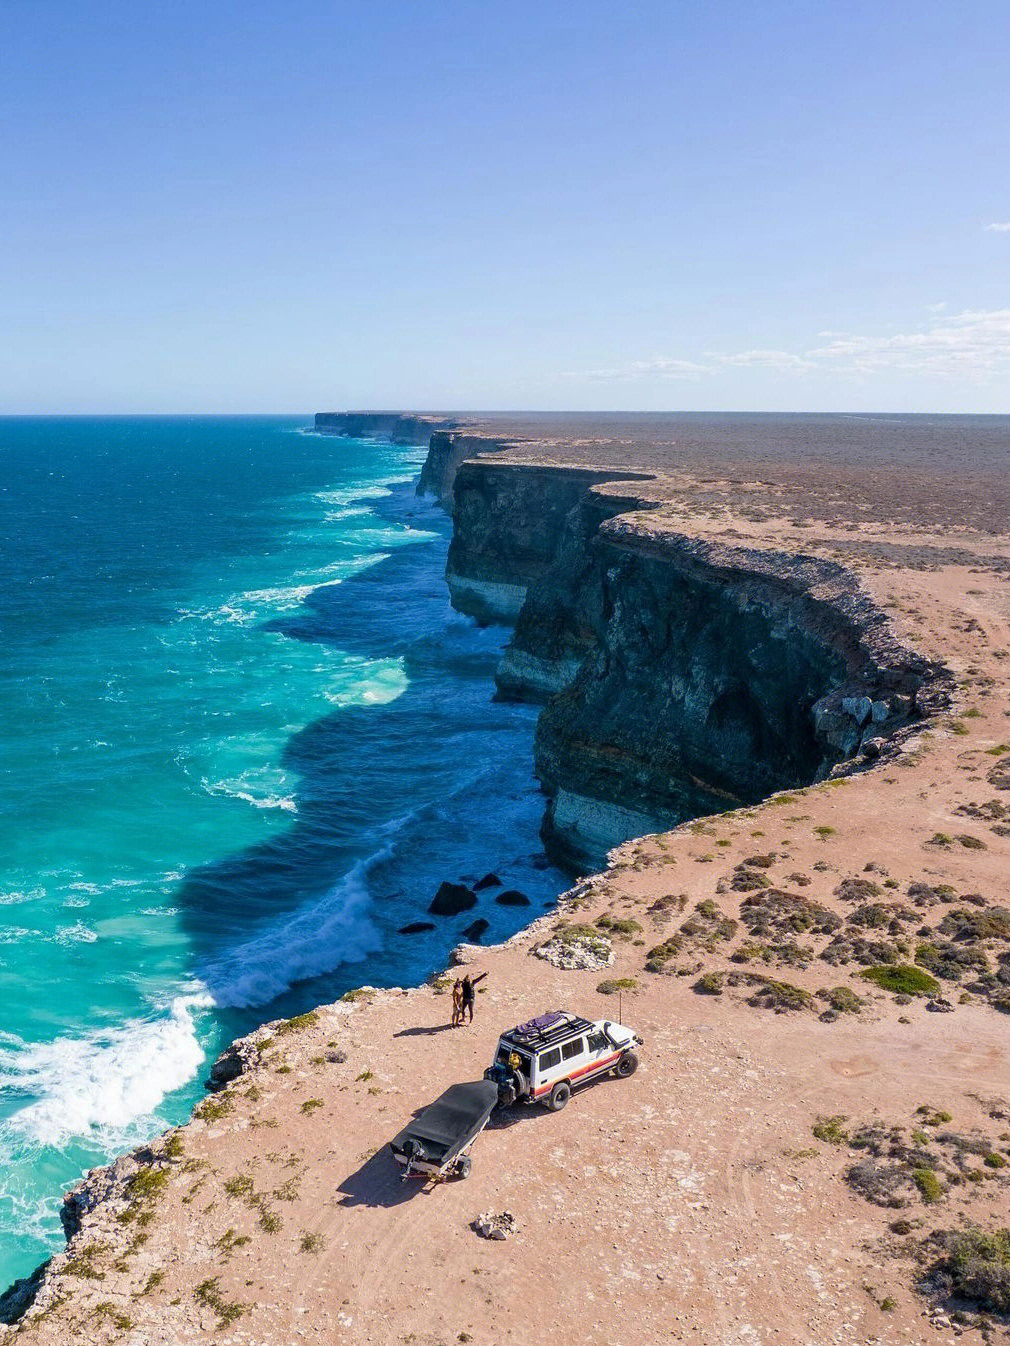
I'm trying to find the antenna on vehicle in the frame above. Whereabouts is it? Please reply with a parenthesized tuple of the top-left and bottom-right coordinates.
(618, 990, 623, 1025)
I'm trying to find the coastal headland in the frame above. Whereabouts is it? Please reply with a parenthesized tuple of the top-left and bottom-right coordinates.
(7, 413, 1010, 1344)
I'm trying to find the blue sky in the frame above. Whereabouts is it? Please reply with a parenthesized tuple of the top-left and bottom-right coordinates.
(2, 1, 1008, 412)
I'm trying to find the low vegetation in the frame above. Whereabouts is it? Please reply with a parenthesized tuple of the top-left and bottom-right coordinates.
(596, 977, 637, 995)
(195, 1277, 246, 1328)
(859, 964, 941, 996)
(922, 1226, 1010, 1315)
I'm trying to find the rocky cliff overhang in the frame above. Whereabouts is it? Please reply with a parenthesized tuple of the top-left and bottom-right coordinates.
(445, 461, 651, 625)
(314, 412, 457, 443)
(438, 457, 954, 873)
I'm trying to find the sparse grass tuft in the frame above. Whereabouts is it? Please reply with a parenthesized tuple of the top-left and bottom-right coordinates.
(195, 1277, 246, 1328)
(299, 1231, 324, 1254)
(813, 1115, 849, 1144)
(300, 1098, 324, 1114)
(275, 1011, 320, 1035)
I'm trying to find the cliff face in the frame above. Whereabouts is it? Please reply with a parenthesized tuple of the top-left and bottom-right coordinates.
(533, 521, 944, 870)
(440, 460, 951, 873)
(444, 462, 649, 625)
(314, 412, 455, 443)
(415, 432, 509, 507)
(495, 486, 660, 700)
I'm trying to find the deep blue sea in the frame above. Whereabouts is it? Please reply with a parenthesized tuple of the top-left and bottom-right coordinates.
(0, 417, 563, 1286)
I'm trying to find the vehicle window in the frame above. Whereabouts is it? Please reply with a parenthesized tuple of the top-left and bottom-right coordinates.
(587, 1032, 607, 1052)
(561, 1038, 584, 1061)
(538, 1047, 561, 1073)
(495, 1044, 510, 1065)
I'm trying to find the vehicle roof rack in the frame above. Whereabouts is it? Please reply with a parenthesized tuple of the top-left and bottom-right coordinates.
(505, 1011, 596, 1050)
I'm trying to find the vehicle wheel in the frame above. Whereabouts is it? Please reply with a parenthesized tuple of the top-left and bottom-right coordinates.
(547, 1081, 571, 1112)
(456, 1154, 472, 1179)
(616, 1051, 638, 1078)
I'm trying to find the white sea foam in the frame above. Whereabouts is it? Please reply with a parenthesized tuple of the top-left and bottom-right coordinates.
(0, 888, 44, 906)
(312, 474, 408, 507)
(54, 922, 98, 945)
(323, 656, 408, 707)
(0, 994, 211, 1149)
(200, 853, 383, 1008)
(200, 765, 297, 813)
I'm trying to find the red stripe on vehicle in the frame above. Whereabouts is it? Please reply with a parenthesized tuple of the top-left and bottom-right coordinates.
(533, 1051, 623, 1096)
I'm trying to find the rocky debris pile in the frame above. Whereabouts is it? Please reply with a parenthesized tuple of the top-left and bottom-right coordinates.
(533, 925, 613, 970)
(472, 1210, 518, 1241)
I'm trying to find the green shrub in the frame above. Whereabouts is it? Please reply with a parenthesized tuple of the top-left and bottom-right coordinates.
(937, 1226, 1010, 1312)
(913, 1167, 944, 1203)
(596, 977, 637, 995)
(694, 971, 724, 995)
(817, 986, 863, 1014)
(859, 964, 941, 996)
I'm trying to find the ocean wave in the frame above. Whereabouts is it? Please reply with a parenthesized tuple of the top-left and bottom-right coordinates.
(312, 473, 412, 508)
(199, 852, 384, 1008)
(0, 993, 211, 1149)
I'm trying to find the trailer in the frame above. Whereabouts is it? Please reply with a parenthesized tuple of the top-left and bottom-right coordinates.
(389, 1079, 499, 1182)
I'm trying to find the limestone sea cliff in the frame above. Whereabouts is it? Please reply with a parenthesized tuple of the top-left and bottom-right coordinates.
(427, 444, 952, 872)
(313, 411, 456, 443)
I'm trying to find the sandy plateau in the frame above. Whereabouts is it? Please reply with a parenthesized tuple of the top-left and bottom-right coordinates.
(8, 453, 1010, 1346)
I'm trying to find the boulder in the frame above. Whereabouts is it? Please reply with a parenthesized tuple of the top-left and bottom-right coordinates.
(429, 881, 477, 916)
(495, 889, 531, 907)
(841, 695, 873, 726)
(398, 921, 435, 935)
(461, 918, 490, 942)
(474, 873, 502, 891)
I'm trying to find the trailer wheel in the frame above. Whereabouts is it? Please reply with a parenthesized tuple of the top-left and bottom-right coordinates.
(616, 1051, 638, 1078)
(547, 1081, 571, 1112)
(456, 1154, 472, 1179)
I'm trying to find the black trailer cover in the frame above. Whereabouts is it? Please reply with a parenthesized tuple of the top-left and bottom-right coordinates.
(392, 1080, 499, 1160)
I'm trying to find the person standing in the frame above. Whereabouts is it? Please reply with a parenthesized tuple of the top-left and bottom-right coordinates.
(460, 971, 487, 1024)
(450, 978, 463, 1027)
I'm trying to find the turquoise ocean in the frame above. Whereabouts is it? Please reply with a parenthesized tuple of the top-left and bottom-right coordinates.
(0, 417, 563, 1286)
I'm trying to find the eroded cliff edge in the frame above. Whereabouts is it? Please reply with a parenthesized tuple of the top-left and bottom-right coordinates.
(433, 451, 953, 873)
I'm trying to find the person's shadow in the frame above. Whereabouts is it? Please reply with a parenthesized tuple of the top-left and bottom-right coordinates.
(392, 1024, 455, 1038)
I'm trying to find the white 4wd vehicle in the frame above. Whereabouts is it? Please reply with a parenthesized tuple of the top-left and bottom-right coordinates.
(484, 1010, 642, 1112)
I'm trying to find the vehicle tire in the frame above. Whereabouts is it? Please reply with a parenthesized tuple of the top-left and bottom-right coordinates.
(456, 1154, 472, 1179)
(547, 1081, 571, 1112)
(616, 1051, 638, 1079)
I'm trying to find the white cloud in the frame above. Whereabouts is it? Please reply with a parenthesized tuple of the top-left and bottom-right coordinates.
(562, 308, 1010, 384)
(984, 221, 1010, 232)
(712, 349, 813, 371)
(804, 308, 1010, 377)
(565, 357, 709, 382)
